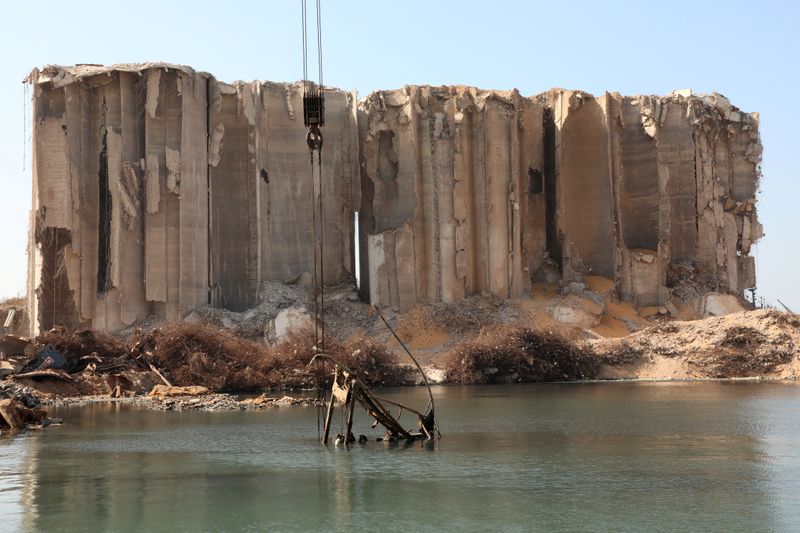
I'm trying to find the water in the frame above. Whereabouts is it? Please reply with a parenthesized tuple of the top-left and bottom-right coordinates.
(2, 382, 800, 532)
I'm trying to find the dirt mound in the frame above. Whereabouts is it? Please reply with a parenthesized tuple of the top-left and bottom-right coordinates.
(445, 325, 597, 384)
(595, 309, 800, 377)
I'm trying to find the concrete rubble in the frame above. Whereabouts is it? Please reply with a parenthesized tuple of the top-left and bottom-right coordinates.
(25, 64, 762, 335)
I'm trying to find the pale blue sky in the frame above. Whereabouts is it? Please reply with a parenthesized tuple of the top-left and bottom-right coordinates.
(1, 0, 797, 309)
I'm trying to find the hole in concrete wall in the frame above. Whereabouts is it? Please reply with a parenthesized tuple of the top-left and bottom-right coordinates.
(377, 130, 398, 181)
(528, 167, 543, 194)
(37, 226, 79, 331)
(97, 99, 112, 294)
(543, 109, 562, 270)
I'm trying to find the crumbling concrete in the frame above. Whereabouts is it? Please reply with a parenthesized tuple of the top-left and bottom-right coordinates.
(26, 64, 358, 333)
(26, 65, 762, 334)
(359, 87, 545, 311)
(362, 87, 762, 312)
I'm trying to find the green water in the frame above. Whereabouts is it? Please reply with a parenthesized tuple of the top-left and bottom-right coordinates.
(2, 382, 800, 532)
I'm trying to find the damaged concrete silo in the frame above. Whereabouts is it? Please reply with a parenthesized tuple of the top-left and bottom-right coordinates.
(358, 87, 546, 311)
(360, 87, 762, 312)
(25, 64, 762, 334)
(26, 64, 358, 334)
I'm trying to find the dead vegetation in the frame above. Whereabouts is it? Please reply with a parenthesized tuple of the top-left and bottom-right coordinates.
(704, 326, 794, 377)
(445, 325, 598, 384)
(426, 297, 505, 334)
(599, 340, 645, 366)
(132, 322, 401, 391)
(5, 306, 800, 403)
(34, 327, 126, 373)
(3, 321, 401, 396)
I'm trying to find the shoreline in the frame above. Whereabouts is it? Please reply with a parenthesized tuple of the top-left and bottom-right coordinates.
(3, 308, 799, 422)
(38, 375, 800, 412)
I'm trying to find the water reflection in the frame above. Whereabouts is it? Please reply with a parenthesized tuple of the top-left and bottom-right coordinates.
(1, 382, 798, 531)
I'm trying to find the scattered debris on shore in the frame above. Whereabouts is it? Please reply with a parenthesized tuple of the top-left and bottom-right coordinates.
(0, 382, 61, 432)
(43, 389, 320, 412)
(2, 307, 800, 420)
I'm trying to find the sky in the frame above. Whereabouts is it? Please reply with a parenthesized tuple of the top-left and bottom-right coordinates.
(0, 0, 797, 309)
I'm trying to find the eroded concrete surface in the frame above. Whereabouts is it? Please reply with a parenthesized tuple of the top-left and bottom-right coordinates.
(25, 64, 762, 334)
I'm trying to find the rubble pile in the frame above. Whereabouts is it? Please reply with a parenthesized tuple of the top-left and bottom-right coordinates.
(594, 310, 800, 378)
(0, 380, 59, 431)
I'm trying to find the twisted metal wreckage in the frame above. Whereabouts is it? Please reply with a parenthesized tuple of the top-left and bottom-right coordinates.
(310, 307, 439, 445)
(300, 0, 439, 445)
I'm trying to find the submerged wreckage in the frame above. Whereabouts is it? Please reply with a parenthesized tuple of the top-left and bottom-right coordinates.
(311, 308, 439, 444)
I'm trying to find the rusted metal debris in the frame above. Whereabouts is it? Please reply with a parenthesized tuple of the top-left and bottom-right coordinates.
(309, 305, 440, 446)
(310, 355, 438, 444)
(0, 398, 47, 430)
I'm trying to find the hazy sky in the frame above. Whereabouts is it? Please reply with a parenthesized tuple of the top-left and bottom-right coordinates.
(1, 0, 797, 309)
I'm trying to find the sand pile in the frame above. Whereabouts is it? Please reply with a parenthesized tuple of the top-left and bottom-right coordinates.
(594, 309, 800, 377)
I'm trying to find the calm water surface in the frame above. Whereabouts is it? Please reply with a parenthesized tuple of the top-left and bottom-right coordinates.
(2, 382, 800, 532)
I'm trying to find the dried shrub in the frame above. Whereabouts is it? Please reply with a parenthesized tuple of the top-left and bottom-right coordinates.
(133, 322, 401, 392)
(338, 333, 402, 384)
(425, 297, 503, 334)
(269, 329, 401, 387)
(445, 325, 598, 383)
(34, 327, 126, 373)
(601, 340, 646, 365)
(720, 326, 766, 349)
(136, 322, 272, 391)
(705, 327, 794, 377)
(772, 311, 800, 329)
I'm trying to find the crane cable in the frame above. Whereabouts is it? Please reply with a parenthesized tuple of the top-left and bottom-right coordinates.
(302, 0, 327, 439)
(314, 0, 325, 357)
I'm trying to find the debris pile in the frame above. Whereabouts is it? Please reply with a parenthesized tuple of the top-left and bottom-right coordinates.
(133, 322, 401, 390)
(3, 307, 799, 411)
(0, 320, 404, 403)
(0, 398, 47, 430)
(33, 327, 127, 373)
(445, 325, 597, 383)
(0, 381, 59, 431)
(594, 309, 800, 378)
